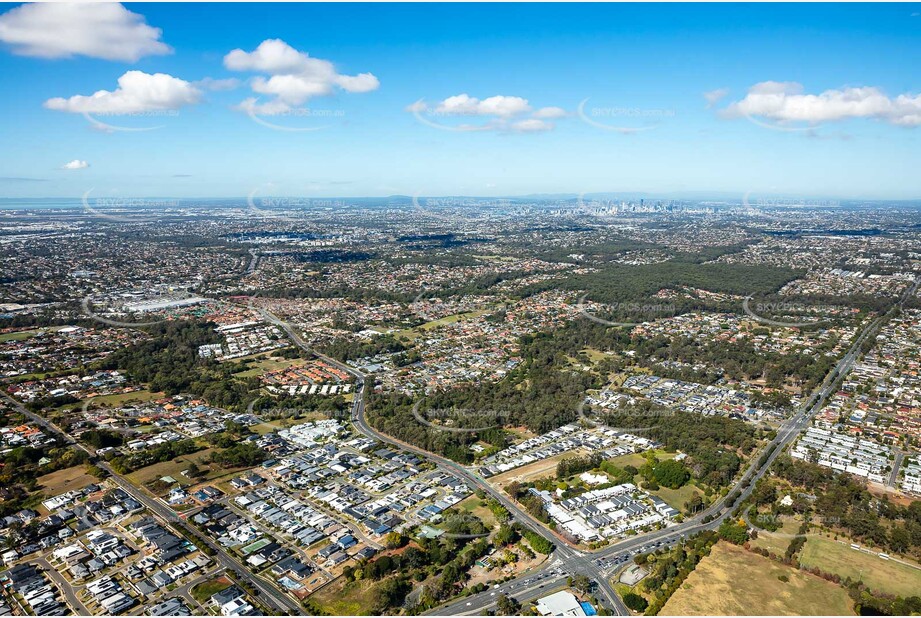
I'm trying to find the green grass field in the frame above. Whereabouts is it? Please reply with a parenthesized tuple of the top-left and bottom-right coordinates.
(67, 389, 162, 414)
(233, 354, 302, 378)
(0, 329, 42, 342)
(799, 535, 921, 598)
(647, 482, 705, 512)
(661, 542, 854, 616)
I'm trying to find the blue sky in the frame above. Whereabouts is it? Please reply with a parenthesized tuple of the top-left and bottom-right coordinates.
(0, 2, 919, 200)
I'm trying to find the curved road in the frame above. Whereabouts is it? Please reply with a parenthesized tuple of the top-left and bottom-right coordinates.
(254, 282, 916, 614)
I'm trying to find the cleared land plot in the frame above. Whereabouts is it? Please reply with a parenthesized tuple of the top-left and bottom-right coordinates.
(491, 452, 577, 485)
(38, 465, 97, 496)
(608, 449, 676, 471)
(308, 577, 379, 615)
(191, 576, 233, 603)
(457, 495, 499, 529)
(749, 518, 801, 556)
(660, 542, 854, 616)
(799, 535, 921, 598)
(125, 447, 218, 489)
(69, 390, 163, 412)
(233, 354, 303, 378)
(647, 482, 704, 512)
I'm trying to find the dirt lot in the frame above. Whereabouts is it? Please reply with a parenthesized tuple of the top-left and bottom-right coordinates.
(661, 542, 854, 616)
(38, 465, 98, 496)
(490, 452, 579, 485)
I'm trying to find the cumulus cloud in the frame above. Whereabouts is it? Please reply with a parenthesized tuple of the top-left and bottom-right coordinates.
(224, 39, 379, 114)
(703, 87, 730, 108)
(44, 71, 202, 114)
(408, 94, 564, 132)
(0, 3, 169, 61)
(533, 106, 568, 119)
(432, 94, 531, 117)
(62, 160, 89, 170)
(510, 118, 554, 132)
(721, 81, 921, 127)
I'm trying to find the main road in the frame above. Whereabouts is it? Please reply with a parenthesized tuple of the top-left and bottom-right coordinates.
(259, 306, 630, 613)
(0, 390, 302, 615)
(432, 278, 920, 615)
(260, 283, 916, 614)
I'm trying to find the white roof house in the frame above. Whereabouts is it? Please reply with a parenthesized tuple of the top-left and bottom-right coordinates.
(536, 591, 587, 617)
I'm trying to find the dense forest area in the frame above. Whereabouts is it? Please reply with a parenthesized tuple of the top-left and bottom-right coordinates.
(97, 321, 259, 411)
(367, 326, 599, 462)
(599, 403, 762, 489)
(525, 259, 803, 306)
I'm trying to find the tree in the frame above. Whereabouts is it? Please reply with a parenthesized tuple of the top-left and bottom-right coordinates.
(186, 462, 204, 478)
(717, 520, 750, 545)
(496, 595, 521, 616)
(571, 575, 592, 592)
(652, 459, 690, 489)
(685, 493, 704, 515)
(622, 592, 648, 612)
(384, 531, 407, 549)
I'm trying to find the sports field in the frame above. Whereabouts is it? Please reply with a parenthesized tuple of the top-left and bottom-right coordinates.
(799, 534, 921, 598)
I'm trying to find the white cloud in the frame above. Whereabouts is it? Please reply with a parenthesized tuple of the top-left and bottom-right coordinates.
(533, 106, 568, 119)
(406, 100, 428, 114)
(224, 39, 378, 113)
(62, 160, 89, 170)
(409, 94, 566, 133)
(225, 39, 318, 74)
(44, 71, 202, 114)
(703, 87, 730, 108)
(335, 73, 380, 93)
(235, 97, 296, 116)
(722, 81, 921, 127)
(433, 94, 531, 117)
(510, 118, 554, 132)
(0, 3, 169, 61)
